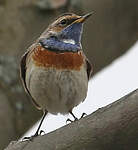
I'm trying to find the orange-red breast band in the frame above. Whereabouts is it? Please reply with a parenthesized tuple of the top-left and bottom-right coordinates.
(32, 45, 84, 70)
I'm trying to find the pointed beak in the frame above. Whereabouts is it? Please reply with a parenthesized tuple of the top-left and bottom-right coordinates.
(75, 12, 93, 23)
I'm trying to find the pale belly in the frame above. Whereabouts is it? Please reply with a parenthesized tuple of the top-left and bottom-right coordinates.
(26, 65, 88, 114)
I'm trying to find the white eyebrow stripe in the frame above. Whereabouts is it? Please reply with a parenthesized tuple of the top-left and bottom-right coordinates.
(62, 39, 75, 45)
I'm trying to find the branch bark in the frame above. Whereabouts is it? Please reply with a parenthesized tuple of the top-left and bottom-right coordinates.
(5, 89, 138, 150)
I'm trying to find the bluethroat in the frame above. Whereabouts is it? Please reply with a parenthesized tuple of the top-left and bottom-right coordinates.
(20, 12, 93, 138)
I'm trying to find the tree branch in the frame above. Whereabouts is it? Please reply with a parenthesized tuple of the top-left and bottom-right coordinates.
(5, 89, 138, 150)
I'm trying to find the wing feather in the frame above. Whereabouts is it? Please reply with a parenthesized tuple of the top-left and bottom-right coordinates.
(86, 57, 93, 80)
(20, 48, 42, 110)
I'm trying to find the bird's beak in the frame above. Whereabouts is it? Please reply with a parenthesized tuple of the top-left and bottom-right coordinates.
(75, 12, 93, 23)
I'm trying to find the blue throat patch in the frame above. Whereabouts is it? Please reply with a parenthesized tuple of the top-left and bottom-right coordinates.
(39, 23, 83, 52)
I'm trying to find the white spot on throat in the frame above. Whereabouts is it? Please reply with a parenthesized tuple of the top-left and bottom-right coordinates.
(62, 39, 75, 45)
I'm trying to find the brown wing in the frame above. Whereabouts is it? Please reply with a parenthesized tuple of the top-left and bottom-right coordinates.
(86, 57, 93, 80)
(20, 49, 42, 110)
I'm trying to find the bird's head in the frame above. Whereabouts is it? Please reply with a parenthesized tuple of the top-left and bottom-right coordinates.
(39, 12, 92, 52)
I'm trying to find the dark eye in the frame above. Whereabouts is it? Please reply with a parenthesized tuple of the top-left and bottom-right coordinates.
(60, 19, 67, 26)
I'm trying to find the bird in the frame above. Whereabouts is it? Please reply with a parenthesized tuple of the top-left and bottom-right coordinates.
(20, 12, 93, 138)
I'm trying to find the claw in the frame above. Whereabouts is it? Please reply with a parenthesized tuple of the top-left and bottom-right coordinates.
(22, 133, 39, 141)
(22, 130, 45, 141)
(81, 112, 87, 118)
(66, 117, 78, 124)
(40, 130, 45, 135)
(66, 112, 87, 124)
(66, 118, 73, 124)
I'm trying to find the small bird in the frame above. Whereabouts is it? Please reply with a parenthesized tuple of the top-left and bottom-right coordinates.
(20, 12, 93, 138)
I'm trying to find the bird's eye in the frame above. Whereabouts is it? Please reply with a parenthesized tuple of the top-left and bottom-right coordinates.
(60, 19, 67, 26)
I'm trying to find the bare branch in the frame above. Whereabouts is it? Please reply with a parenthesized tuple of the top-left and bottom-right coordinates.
(5, 89, 138, 150)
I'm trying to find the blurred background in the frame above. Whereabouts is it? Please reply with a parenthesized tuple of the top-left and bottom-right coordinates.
(0, 0, 137, 149)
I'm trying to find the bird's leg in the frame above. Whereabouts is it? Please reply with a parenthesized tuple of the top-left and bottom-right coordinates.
(23, 110, 47, 141)
(66, 111, 78, 123)
(33, 110, 47, 136)
(70, 111, 78, 120)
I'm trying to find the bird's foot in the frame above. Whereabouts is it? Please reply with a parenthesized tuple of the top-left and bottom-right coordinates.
(80, 112, 87, 118)
(39, 130, 45, 135)
(22, 130, 45, 141)
(66, 117, 78, 124)
(66, 112, 87, 124)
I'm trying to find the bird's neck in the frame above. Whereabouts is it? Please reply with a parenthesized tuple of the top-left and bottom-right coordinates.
(39, 37, 81, 52)
(39, 23, 83, 52)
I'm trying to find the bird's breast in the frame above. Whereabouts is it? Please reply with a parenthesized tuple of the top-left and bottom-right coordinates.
(32, 44, 84, 70)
